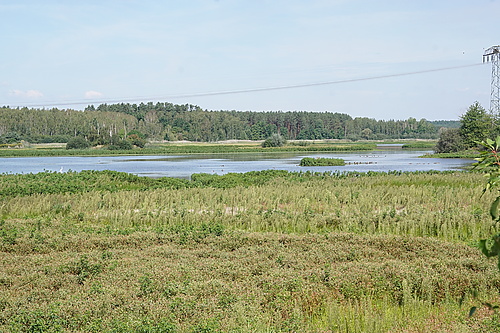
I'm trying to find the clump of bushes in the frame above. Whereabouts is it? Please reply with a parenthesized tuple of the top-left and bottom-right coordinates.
(262, 133, 286, 148)
(300, 157, 345, 166)
(127, 134, 147, 148)
(107, 139, 133, 150)
(66, 137, 91, 150)
(434, 128, 466, 153)
(290, 141, 310, 147)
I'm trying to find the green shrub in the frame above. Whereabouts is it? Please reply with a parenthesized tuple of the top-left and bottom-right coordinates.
(107, 139, 133, 150)
(434, 128, 466, 153)
(64, 255, 102, 285)
(262, 133, 286, 148)
(127, 134, 147, 148)
(290, 141, 310, 146)
(66, 137, 91, 150)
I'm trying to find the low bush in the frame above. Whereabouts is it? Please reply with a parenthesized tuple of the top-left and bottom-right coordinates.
(435, 128, 467, 153)
(107, 139, 133, 150)
(66, 137, 91, 150)
(262, 133, 286, 147)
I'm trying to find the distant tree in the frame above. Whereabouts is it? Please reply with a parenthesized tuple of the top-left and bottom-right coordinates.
(0, 103, 445, 144)
(107, 140, 133, 150)
(361, 128, 373, 140)
(434, 128, 466, 153)
(127, 134, 146, 148)
(66, 137, 91, 150)
(107, 137, 133, 150)
(127, 130, 147, 139)
(460, 102, 493, 148)
(262, 133, 286, 147)
(2, 132, 21, 144)
(430, 120, 461, 129)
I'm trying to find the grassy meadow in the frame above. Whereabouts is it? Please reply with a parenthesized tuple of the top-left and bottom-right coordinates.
(1, 170, 500, 332)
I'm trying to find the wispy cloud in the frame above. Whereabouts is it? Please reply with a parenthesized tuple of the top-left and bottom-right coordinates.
(9, 89, 43, 98)
(84, 90, 103, 99)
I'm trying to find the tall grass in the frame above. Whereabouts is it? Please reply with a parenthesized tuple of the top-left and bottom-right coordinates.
(1, 171, 493, 241)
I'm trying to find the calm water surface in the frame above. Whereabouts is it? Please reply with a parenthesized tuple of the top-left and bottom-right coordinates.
(0, 146, 474, 179)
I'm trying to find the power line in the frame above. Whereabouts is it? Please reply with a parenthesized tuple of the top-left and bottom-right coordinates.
(9, 62, 486, 109)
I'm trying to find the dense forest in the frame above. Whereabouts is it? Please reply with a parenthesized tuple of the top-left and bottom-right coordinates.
(0, 102, 455, 144)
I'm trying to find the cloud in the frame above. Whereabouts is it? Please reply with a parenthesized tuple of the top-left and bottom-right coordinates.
(84, 90, 103, 99)
(9, 89, 43, 98)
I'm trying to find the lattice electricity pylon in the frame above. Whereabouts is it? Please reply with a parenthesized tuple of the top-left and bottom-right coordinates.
(483, 45, 500, 115)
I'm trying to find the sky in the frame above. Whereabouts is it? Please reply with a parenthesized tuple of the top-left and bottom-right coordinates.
(1, 0, 499, 120)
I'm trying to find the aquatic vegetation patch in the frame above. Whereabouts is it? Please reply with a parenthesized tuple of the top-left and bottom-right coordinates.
(299, 157, 345, 166)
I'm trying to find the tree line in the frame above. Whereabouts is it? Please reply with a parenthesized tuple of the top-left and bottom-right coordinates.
(0, 102, 447, 145)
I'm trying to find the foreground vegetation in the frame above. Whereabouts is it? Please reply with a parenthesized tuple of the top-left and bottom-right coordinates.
(1, 170, 500, 332)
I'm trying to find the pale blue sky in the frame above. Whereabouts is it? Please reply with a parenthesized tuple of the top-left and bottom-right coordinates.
(1, 0, 498, 120)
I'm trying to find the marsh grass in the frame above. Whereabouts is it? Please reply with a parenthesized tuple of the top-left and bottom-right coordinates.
(1, 170, 500, 331)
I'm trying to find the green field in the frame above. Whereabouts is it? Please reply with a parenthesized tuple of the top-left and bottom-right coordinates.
(0, 170, 499, 332)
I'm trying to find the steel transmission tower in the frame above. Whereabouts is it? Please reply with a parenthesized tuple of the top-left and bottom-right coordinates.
(483, 45, 500, 115)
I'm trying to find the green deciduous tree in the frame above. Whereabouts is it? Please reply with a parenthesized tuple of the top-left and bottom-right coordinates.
(127, 134, 146, 148)
(262, 133, 286, 148)
(66, 137, 91, 150)
(360, 128, 373, 140)
(434, 128, 466, 153)
(460, 102, 493, 149)
(107, 137, 133, 150)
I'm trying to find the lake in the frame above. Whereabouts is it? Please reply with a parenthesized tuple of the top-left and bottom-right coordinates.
(0, 146, 474, 179)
